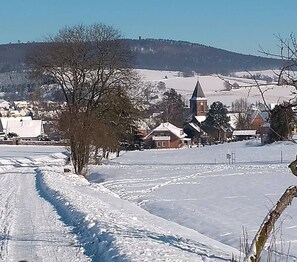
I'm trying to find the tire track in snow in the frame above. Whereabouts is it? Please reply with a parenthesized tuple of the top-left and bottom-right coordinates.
(0, 174, 15, 261)
(0, 167, 90, 262)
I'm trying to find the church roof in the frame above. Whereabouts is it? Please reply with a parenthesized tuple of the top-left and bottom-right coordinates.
(194, 115, 206, 123)
(191, 80, 205, 99)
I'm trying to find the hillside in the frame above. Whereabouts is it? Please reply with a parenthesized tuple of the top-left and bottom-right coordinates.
(0, 39, 282, 74)
(137, 69, 295, 108)
(127, 39, 282, 74)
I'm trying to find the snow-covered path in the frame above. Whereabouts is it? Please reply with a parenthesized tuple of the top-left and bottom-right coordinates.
(39, 165, 240, 261)
(0, 145, 241, 261)
(0, 166, 89, 262)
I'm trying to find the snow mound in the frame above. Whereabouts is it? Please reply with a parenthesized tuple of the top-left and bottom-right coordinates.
(37, 166, 241, 261)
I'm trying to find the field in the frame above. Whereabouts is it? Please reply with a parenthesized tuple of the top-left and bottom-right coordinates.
(89, 140, 297, 261)
(1, 140, 297, 260)
(137, 69, 296, 108)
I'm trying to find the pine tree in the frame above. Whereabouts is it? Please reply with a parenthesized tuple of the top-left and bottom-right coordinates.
(201, 101, 230, 142)
(203, 101, 230, 129)
(156, 88, 184, 127)
(269, 104, 294, 142)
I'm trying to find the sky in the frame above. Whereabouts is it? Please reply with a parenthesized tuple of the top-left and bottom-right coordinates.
(0, 0, 296, 56)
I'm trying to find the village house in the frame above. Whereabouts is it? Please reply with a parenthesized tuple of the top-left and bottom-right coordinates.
(232, 129, 257, 141)
(183, 120, 208, 145)
(0, 99, 10, 117)
(14, 101, 29, 110)
(0, 99, 10, 110)
(0, 117, 44, 141)
(184, 80, 235, 144)
(250, 110, 270, 131)
(231, 110, 270, 142)
(145, 122, 186, 149)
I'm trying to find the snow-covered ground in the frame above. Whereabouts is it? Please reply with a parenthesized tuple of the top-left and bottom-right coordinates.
(1, 141, 297, 261)
(0, 146, 89, 262)
(136, 69, 296, 108)
(89, 140, 297, 261)
(0, 145, 240, 261)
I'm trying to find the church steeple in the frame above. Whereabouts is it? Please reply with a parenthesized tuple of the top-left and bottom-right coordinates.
(191, 80, 205, 99)
(190, 80, 208, 117)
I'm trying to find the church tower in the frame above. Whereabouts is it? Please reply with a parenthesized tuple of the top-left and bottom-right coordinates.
(190, 80, 208, 117)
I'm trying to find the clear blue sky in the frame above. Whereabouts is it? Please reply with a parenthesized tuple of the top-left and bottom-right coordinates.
(0, 0, 296, 56)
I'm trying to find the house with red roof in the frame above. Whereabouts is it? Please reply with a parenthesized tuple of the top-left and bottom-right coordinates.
(144, 122, 186, 149)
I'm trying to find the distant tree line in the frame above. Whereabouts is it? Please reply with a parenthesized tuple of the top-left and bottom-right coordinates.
(126, 39, 283, 74)
(0, 38, 283, 75)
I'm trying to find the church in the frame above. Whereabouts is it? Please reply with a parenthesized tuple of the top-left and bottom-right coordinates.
(189, 79, 208, 122)
(183, 80, 208, 145)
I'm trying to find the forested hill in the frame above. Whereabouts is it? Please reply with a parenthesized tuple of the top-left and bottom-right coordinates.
(0, 39, 282, 74)
(126, 39, 282, 74)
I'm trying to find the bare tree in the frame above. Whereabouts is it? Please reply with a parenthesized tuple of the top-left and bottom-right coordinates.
(231, 98, 253, 130)
(258, 35, 297, 143)
(231, 98, 251, 113)
(244, 34, 297, 261)
(92, 88, 143, 159)
(155, 88, 185, 127)
(261, 34, 297, 101)
(234, 113, 252, 130)
(28, 23, 140, 175)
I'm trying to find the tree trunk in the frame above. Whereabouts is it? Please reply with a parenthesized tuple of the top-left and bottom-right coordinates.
(245, 185, 297, 262)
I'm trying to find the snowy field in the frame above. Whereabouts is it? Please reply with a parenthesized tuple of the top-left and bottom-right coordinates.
(1, 141, 297, 261)
(136, 69, 296, 108)
(89, 140, 297, 261)
(0, 145, 239, 261)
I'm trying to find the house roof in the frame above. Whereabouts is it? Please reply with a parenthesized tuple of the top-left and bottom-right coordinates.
(228, 111, 269, 129)
(146, 122, 185, 139)
(136, 119, 149, 130)
(194, 115, 206, 123)
(251, 110, 270, 123)
(5, 118, 43, 138)
(0, 116, 32, 131)
(228, 113, 240, 129)
(152, 136, 171, 141)
(189, 122, 203, 133)
(0, 100, 10, 109)
(233, 130, 257, 136)
(190, 80, 205, 100)
(14, 101, 29, 106)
